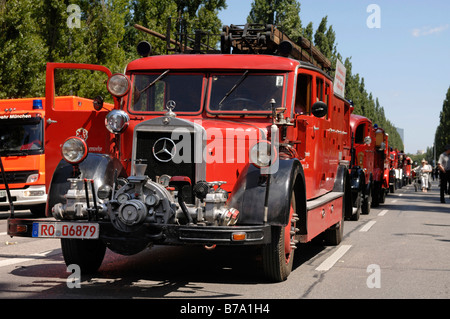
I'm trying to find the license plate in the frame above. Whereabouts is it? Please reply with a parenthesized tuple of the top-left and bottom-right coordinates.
(32, 222, 99, 239)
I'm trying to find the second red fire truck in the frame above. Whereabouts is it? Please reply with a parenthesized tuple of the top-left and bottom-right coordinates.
(349, 114, 389, 219)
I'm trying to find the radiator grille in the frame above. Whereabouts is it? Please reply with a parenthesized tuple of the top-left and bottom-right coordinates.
(0, 170, 38, 184)
(135, 131, 195, 203)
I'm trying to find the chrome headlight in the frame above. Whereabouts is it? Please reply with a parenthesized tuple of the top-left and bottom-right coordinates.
(107, 73, 130, 97)
(249, 141, 276, 168)
(105, 109, 130, 134)
(61, 137, 88, 164)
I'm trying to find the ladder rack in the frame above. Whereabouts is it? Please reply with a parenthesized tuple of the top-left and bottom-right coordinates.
(134, 19, 332, 71)
(221, 24, 331, 70)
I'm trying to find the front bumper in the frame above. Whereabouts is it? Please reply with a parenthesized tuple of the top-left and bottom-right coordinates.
(0, 185, 47, 208)
(7, 218, 272, 246)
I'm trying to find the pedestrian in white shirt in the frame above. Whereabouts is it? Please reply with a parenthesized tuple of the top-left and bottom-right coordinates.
(419, 159, 432, 192)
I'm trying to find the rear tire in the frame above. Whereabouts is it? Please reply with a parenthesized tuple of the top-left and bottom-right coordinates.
(61, 238, 106, 274)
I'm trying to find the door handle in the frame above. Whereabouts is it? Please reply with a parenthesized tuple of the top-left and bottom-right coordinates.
(46, 118, 57, 124)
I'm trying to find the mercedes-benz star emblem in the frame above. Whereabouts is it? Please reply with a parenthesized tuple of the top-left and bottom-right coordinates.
(152, 137, 176, 162)
(166, 100, 176, 111)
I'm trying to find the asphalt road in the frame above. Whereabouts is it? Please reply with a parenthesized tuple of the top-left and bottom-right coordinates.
(0, 180, 449, 303)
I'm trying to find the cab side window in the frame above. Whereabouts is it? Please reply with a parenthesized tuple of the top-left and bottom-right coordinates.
(325, 83, 331, 106)
(315, 77, 329, 118)
(295, 74, 312, 114)
(316, 77, 324, 102)
(355, 124, 365, 144)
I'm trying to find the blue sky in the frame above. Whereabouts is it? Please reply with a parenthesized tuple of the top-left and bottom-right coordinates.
(218, 0, 450, 155)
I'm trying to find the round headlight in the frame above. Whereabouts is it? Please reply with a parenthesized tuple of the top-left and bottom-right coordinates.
(105, 109, 130, 134)
(107, 74, 130, 97)
(61, 137, 88, 164)
(249, 141, 276, 168)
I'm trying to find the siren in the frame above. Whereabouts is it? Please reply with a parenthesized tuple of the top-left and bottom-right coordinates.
(33, 99, 43, 110)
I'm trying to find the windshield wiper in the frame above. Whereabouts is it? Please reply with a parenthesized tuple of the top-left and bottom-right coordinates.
(138, 70, 170, 95)
(218, 70, 249, 107)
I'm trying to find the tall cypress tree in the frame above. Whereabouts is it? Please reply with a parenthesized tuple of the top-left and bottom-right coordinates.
(434, 87, 450, 155)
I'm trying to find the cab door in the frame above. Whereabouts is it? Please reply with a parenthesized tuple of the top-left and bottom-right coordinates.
(44, 62, 115, 188)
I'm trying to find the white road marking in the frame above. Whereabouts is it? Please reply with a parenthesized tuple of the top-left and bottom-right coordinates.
(378, 209, 388, 216)
(0, 258, 34, 268)
(360, 220, 377, 232)
(315, 245, 352, 271)
(0, 249, 60, 268)
(0, 232, 7, 236)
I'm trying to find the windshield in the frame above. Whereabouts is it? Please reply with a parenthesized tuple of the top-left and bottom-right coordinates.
(209, 73, 285, 113)
(0, 117, 44, 156)
(130, 73, 204, 113)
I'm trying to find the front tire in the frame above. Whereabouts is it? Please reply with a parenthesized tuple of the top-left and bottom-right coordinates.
(262, 192, 296, 282)
(61, 238, 106, 273)
(362, 185, 371, 215)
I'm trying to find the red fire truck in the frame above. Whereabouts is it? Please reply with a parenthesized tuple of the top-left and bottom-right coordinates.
(400, 154, 412, 186)
(0, 96, 113, 216)
(389, 148, 401, 193)
(348, 115, 390, 216)
(349, 114, 374, 219)
(8, 23, 353, 282)
(0, 98, 46, 215)
(372, 124, 390, 206)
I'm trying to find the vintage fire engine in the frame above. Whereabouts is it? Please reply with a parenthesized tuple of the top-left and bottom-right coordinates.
(372, 124, 390, 206)
(8, 23, 353, 281)
(400, 154, 412, 186)
(348, 114, 389, 217)
(389, 148, 402, 192)
(349, 114, 375, 219)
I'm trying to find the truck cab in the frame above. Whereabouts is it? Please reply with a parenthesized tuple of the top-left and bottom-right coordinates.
(0, 99, 46, 215)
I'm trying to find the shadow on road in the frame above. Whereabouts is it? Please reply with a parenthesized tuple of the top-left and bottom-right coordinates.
(7, 241, 329, 299)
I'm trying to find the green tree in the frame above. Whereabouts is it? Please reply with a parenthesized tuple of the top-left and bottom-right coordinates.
(313, 16, 331, 60)
(0, 0, 48, 98)
(434, 86, 450, 155)
(303, 21, 313, 41)
(0, 0, 226, 99)
(128, 0, 226, 56)
(42, 0, 130, 100)
(247, 0, 302, 42)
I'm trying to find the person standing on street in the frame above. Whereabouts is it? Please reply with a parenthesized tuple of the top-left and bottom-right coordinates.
(437, 144, 450, 203)
(419, 159, 432, 192)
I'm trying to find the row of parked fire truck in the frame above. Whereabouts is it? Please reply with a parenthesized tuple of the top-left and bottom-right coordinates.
(2, 22, 410, 282)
